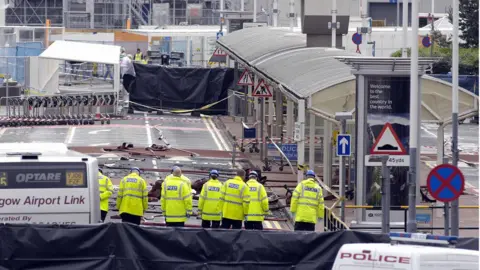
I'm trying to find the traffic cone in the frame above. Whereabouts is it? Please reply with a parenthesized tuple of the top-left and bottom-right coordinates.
(95, 107, 101, 119)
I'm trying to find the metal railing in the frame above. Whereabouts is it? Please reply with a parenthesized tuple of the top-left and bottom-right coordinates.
(337, 205, 479, 234)
(0, 92, 119, 126)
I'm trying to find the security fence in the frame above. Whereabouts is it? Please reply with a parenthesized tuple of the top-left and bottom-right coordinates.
(0, 56, 31, 86)
(342, 205, 479, 235)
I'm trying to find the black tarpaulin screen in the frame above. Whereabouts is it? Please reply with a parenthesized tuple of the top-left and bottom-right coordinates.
(129, 64, 234, 114)
(0, 224, 391, 270)
(0, 224, 477, 270)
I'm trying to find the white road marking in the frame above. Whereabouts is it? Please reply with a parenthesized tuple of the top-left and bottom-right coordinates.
(88, 129, 111, 135)
(208, 117, 231, 151)
(65, 127, 76, 144)
(144, 112, 160, 179)
(144, 113, 153, 146)
(90, 143, 111, 146)
(0, 128, 6, 139)
(202, 116, 223, 151)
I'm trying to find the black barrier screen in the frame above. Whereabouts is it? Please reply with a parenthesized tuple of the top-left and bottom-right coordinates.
(0, 224, 392, 270)
(0, 162, 87, 189)
(0, 224, 477, 269)
(130, 64, 234, 115)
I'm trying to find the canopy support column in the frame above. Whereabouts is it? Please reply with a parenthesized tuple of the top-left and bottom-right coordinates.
(309, 113, 316, 170)
(297, 99, 306, 183)
(286, 99, 294, 138)
(323, 121, 332, 194)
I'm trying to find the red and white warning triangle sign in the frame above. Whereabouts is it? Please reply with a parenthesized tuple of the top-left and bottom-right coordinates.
(370, 123, 407, 155)
(252, 79, 272, 97)
(237, 70, 254, 86)
(213, 47, 227, 56)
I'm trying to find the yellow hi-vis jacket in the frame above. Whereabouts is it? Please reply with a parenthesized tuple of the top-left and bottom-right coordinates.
(134, 52, 143, 61)
(291, 178, 325, 224)
(245, 178, 269, 221)
(116, 172, 149, 217)
(98, 172, 113, 212)
(161, 176, 193, 222)
(220, 176, 250, 221)
(198, 178, 223, 221)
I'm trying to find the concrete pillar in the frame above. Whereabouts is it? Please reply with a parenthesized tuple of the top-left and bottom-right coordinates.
(148, 34, 152, 51)
(309, 113, 316, 170)
(297, 99, 306, 183)
(286, 99, 294, 138)
(86, 0, 94, 28)
(186, 37, 191, 66)
(323, 121, 332, 192)
(202, 37, 208, 68)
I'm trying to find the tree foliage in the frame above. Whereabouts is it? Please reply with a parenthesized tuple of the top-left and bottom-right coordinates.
(390, 47, 478, 74)
(445, 1, 478, 47)
(459, 0, 479, 48)
(390, 0, 479, 74)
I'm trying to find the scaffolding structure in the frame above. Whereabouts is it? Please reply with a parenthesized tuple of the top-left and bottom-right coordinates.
(4, 0, 250, 29)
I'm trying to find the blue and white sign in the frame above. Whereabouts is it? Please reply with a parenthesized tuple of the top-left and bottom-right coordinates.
(216, 31, 224, 40)
(416, 213, 432, 224)
(336, 134, 351, 156)
(267, 143, 298, 161)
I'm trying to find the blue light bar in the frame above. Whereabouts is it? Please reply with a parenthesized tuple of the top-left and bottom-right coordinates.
(389, 233, 458, 244)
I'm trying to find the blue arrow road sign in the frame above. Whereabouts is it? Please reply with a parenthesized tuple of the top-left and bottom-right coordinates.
(216, 31, 224, 40)
(336, 134, 351, 156)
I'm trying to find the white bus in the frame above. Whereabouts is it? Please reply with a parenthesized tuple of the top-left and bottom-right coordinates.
(0, 143, 101, 225)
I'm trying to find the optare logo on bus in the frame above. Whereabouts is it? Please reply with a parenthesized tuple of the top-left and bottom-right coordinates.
(15, 173, 61, 183)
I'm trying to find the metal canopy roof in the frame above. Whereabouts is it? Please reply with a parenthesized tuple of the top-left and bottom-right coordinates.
(254, 47, 358, 98)
(217, 28, 478, 123)
(217, 27, 306, 64)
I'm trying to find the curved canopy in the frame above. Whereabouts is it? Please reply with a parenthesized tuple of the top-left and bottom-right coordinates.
(217, 27, 306, 64)
(217, 27, 478, 123)
(254, 47, 357, 98)
(309, 75, 478, 123)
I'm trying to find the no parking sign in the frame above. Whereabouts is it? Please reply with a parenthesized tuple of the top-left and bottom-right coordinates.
(427, 164, 465, 202)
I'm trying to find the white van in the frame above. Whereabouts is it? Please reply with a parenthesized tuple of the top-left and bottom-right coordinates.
(0, 143, 101, 224)
(332, 233, 479, 270)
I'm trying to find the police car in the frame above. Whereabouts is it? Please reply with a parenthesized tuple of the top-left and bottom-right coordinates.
(0, 143, 101, 225)
(332, 233, 479, 270)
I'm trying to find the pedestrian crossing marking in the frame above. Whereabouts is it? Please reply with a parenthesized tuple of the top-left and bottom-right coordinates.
(272, 221, 282, 230)
(263, 221, 273, 229)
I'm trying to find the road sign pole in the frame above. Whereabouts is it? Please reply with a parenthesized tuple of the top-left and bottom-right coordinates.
(402, 0, 408, 57)
(396, 0, 400, 27)
(407, 0, 419, 233)
(260, 97, 265, 161)
(451, 0, 460, 237)
(381, 156, 390, 233)
(427, 163, 465, 236)
(443, 157, 450, 236)
(339, 119, 346, 222)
